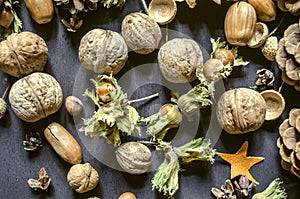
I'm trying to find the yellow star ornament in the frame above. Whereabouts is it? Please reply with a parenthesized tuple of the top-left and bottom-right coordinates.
(217, 141, 264, 184)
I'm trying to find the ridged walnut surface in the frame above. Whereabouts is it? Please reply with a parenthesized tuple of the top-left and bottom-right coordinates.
(158, 38, 203, 83)
(122, 12, 162, 55)
(0, 32, 48, 77)
(9, 72, 63, 122)
(216, 88, 266, 134)
(79, 29, 128, 74)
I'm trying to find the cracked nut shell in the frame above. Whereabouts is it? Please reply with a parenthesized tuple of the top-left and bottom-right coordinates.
(9, 72, 63, 122)
(0, 32, 48, 78)
(216, 88, 266, 134)
(44, 122, 82, 164)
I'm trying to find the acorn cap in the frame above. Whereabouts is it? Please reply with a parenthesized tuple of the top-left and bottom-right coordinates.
(148, 0, 177, 25)
(260, 90, 285, 120)
(247, 22, 269, 48)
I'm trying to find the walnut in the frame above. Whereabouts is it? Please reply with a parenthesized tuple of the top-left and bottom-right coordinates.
(158, 38, 203, 83)
(79, 29, 128, 74)
(67, 163, 99, 193)
(0, 32, 48, 78)
(9, 72, 63, 122)
(116, 142, 152, 175)
(216, 88, 266, 134)
(122, 12, 162, 54)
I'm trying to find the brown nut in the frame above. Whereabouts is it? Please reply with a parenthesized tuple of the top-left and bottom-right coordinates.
(67, 163, 99, 193)
(224, 2, 257, 46)
(24, 0, 54, 24)
(65, 96, 83, 116)
(0, 32, 48, 78)
(248, 0, 276, 22)
(44, 122, 82, 164)
(118, 192, 137, 199)
(116, 142, 151, 175)
(216, 88, 266, 134)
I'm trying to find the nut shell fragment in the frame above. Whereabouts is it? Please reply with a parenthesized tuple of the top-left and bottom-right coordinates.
(247, 22, 269, 48)
(260, 90, 285, 121)
(148, 0, 177, 25)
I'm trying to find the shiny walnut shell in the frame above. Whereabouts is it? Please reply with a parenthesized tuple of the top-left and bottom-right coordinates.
(9, 72, 63, 122)
(24, 0, 54, 24)
(158, 38, 203, 83)
(122, 12, 162, 54)
(0, 32, 48, 78)
(216, 88, 266, 134)
(116, 142, 152, 175)
(224, 2, 257, 46)
(79, 29, 128, 74)
(67, 163, 99, 193)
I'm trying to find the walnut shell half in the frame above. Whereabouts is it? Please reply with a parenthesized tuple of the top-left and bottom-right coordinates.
(67, 163, 99, 193)
(9, 72, 63, 122)
(0, 32, 48, 77)
(216, 88, 266, 134)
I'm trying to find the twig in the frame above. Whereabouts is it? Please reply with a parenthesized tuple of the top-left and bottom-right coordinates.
(140, 0, 149, 14)
(267, 13, 286, 37)
(2, 84, 10, 99)
(129, 93, 159, 104)
(278, 81, 284, 93)
(166, 23, 169, 42)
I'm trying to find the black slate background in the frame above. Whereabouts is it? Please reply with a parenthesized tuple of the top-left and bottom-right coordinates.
(1, 0, 300, 198)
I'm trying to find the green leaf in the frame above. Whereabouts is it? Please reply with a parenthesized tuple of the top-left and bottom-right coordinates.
(101, 0, 125, 8)
(152, 151, 180, 197)
(80, 74, 141, 146)
(175, 138, 216, 164)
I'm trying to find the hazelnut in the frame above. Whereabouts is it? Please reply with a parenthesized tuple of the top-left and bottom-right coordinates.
(65, 96, 83, 116)
(118, 192, 137, 199)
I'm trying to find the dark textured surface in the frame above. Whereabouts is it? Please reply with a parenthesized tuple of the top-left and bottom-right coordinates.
(0, 0, 300, 198)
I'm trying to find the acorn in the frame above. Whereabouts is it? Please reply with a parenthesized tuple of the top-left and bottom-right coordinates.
(248, 0, 276, 22)
(224, 1, 257, 46)
(24, 0, 54, 24)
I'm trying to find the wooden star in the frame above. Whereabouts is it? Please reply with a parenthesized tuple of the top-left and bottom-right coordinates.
(217, 141, 264, 184)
